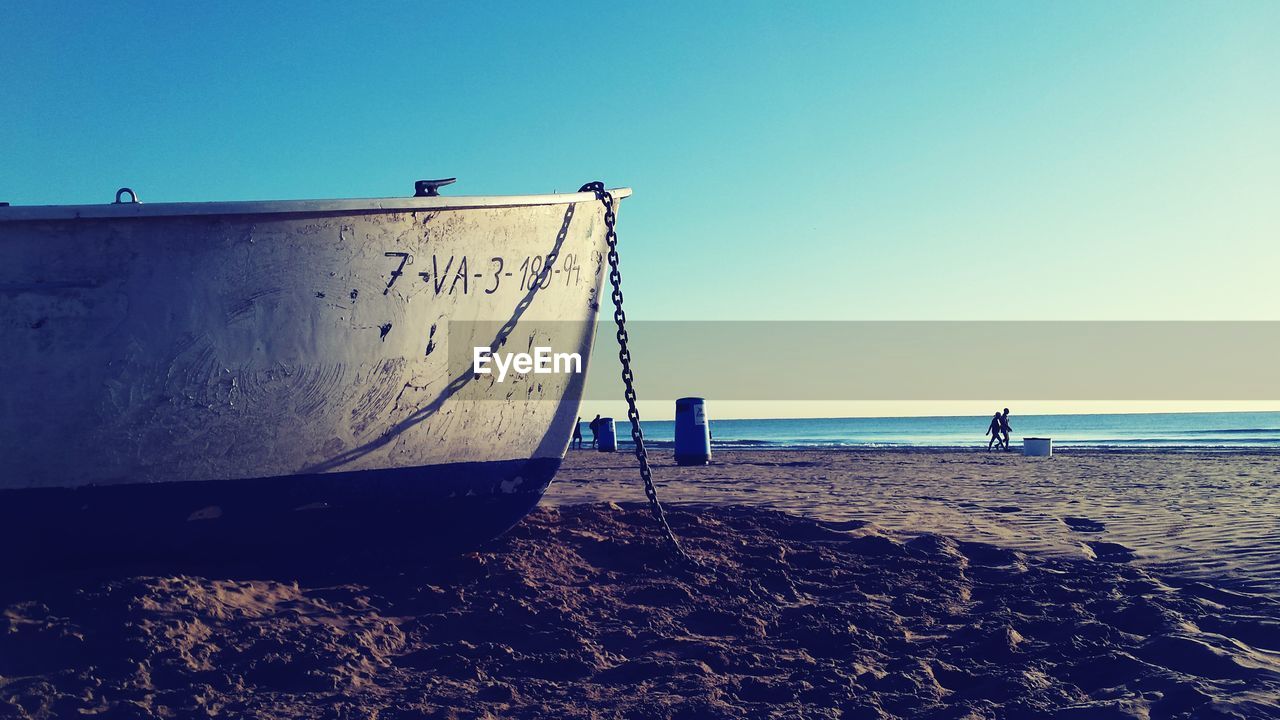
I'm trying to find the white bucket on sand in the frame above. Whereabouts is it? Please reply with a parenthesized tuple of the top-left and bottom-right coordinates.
(1023, 437, 1053, 457)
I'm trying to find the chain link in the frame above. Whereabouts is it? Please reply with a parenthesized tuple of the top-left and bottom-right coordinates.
(580, 181, 689, 561)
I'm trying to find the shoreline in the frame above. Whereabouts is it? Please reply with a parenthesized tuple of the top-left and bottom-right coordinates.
(608, 443, 1280, 454)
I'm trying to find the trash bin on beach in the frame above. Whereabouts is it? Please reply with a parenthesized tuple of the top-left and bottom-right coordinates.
(597, 418, 617, 452)
(674, 397, 711, 466)
(1023, 437, 1052, 457)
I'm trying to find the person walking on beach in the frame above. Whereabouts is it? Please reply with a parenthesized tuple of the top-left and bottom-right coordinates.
(589, 414, 601, 449)
(572, 417, 584, 449)
(986, 412, 1004, 450)
(999, 408, 1012, 451)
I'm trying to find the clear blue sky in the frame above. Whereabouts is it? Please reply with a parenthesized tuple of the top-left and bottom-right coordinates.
(3, 1, 1277, 325)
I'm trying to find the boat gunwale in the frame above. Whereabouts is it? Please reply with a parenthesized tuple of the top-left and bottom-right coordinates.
(0, 187, 632, 223)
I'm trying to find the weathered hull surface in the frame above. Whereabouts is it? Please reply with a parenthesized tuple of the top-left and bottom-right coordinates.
(0, 190, 622, 557)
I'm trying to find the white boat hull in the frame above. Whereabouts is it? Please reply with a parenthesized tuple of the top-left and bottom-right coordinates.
(0, 188, 624, 558)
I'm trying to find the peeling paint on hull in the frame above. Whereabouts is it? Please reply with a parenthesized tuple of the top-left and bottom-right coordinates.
(0, 190, 623, 552)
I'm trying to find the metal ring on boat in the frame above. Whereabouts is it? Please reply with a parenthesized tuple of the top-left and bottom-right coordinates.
(114, 188, 140, 204)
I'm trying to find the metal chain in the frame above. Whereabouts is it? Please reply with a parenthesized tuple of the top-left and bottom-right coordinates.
(580, 181, 690, 561)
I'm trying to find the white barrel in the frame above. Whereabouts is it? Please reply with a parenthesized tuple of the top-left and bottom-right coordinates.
(597, 418, 618, 452)
(1023, 437, 1053, 457)
(674, 397, 711, 465)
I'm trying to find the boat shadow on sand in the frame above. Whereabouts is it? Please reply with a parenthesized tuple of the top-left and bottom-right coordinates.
(3, 503, 1279, 720)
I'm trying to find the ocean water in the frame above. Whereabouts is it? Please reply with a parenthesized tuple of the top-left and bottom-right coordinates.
(617, 411, 1280, 450)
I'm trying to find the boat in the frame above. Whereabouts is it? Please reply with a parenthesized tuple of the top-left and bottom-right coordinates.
(0, 181, 628, 564)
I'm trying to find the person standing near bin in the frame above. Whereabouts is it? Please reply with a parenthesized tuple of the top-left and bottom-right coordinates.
(589, 414, 602, 449)
(999, 408, 1012, 451)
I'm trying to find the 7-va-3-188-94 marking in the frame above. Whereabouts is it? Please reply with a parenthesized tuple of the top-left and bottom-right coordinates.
(382, 252, 591, 297)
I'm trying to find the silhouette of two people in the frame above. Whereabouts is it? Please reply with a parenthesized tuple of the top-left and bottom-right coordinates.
(986, 408, 1011, 451)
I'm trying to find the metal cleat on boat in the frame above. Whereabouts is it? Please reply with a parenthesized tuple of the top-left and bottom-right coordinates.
(414, 178, 456, 197)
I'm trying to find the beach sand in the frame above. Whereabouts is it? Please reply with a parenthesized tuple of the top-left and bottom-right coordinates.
(553, 449, 1280, 594)
(2, 450, 1278, 719)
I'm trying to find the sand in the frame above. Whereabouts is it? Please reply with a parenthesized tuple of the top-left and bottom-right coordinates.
(2, 449, 1278, 719)
(552, 449, 1280, 594)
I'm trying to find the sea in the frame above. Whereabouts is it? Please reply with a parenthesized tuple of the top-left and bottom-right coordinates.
(625, 411, 1280, 450)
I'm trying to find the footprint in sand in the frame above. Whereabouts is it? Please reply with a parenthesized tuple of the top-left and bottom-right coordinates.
(1084, 540, 1136, 563)
(1063, 516, 1106, 533)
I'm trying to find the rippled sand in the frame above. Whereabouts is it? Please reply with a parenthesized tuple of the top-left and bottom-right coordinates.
(552, 448, 1280, 594)
(3, 504, 1277, 719)
(4, 449, 1278, 719)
